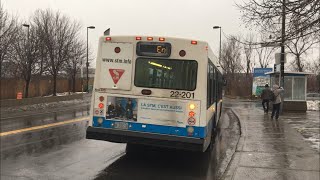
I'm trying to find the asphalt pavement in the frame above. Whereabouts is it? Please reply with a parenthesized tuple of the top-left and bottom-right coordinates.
(0, 101, 240, 180)
(2, 98, 317, 180)
(223, 99, 320, 180)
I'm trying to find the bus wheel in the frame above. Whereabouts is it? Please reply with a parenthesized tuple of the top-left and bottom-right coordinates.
(205, 128, 215, 152)
(219, 102, 223, 119)
(207, 116, 218, 152)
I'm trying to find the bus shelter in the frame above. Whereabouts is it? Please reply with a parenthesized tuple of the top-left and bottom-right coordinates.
(266, 71, 313, 112)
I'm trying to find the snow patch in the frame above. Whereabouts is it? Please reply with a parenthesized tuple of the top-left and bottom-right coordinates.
(307, 100, 320, 111)
(44, 92, 87, 97)
(1, 94, 91, 114)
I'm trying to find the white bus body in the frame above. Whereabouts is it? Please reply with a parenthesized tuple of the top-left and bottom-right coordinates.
(86, 36, 223, 152)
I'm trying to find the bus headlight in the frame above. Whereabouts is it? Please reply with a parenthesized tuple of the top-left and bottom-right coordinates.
(189, 103, 196, 110)
(97, 118, 103, 124)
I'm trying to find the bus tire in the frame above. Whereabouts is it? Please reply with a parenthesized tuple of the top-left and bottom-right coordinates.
(213, 115, 217, 129)
(205, 132, 215, 153)
(205, 116, 217, 152)
(219, 102, 223, 119)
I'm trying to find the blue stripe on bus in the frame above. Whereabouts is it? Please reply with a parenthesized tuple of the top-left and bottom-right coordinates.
(92, 116, 206, 138)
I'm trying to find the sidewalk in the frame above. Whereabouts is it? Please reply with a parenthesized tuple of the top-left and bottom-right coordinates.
(223, 100, 320, 180)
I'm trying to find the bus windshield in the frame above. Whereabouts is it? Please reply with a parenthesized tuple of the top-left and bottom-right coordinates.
(134, 58, 198, 91)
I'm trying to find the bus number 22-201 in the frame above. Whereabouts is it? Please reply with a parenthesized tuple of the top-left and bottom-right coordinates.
(170, 91, 194, 99)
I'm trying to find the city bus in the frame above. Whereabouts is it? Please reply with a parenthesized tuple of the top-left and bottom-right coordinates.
(86, 36, 223, 152)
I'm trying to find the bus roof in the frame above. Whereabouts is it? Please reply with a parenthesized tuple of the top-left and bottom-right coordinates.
(100, 35, 208, 45)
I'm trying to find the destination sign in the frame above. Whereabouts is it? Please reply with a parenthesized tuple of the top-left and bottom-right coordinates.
(136, 42, 171, 57)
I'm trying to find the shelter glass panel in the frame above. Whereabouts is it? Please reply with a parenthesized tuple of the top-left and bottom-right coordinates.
(292, 77, 305, 100)
(284, 77, 292, 100)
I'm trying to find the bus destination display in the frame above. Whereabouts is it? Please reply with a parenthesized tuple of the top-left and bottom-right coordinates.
(136, 42, 171, 57)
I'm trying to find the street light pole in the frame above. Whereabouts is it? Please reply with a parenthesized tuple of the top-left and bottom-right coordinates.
(22, 24, 30, 98)
(86, 26, 95, 93)
(213, 26, 222, 64)
(22, 24, 30, 39)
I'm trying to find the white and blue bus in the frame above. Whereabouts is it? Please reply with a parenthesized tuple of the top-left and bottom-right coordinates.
(86, 36, 223, 152)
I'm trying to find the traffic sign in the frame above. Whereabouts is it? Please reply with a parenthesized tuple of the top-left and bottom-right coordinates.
(275, 53, 287, 64)
(109, 69, 125, 84)
(274, 64, 281, 72)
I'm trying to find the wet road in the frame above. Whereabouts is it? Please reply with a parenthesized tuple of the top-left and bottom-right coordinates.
(0, 106, 90, 159)
(94, 109, 240, 180)
(0, 105, 90, 132)
(0, 104, 240, 180)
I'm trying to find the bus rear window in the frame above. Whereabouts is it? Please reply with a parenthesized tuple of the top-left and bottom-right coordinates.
(134, 58, 197, 91)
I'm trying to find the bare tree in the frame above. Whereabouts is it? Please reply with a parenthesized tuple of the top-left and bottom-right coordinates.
(237, 0, 320, 41)
(13, 24, 40, 98)
(286, 34, 319, 72)
(33, 9, 81, 96)
(0, 4, 17, 78)
(305, 58, 320, 92)
(65, 40, 86, 92)
(37, 37, 49, 76)
(220, 36, 243, 76)
(256, 46, 275, 68)
(243, 33, 255, 75)
(254, 33, 277, 68)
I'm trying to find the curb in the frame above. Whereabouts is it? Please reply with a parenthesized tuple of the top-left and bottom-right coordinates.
(231, 109, 246, 152)
(220, 108, 246, 180)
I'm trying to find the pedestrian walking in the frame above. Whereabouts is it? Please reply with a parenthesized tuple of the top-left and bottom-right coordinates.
(271, 84, 284, 120)
(260, 84, 273, 113)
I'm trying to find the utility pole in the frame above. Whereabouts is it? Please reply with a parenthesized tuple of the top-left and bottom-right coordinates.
(280, 0, 286, 113)
(280, 0, 285, 87)
(22, 24, 30, 98)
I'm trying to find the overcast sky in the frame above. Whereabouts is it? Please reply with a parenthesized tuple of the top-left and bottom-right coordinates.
(3, 0, 247, 59)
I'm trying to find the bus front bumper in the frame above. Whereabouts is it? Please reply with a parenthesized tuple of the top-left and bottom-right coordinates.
(86, 126, 205, 151)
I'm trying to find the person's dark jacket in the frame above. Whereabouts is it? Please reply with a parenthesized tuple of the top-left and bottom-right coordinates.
(261, 87, 273, 100)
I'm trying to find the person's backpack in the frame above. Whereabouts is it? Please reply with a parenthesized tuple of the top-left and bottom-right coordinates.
(270, 91, 276, 101)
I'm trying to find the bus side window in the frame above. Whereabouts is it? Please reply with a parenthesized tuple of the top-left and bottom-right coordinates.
(207, 60, 215, 108)
(207, 61, 211, 108)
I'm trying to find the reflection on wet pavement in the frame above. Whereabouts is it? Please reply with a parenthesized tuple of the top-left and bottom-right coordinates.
(0, 105, 90, 132)
(225, 99, 320, 152)
(0, 106, 241, 180)
(95, 149, 215, 180)
(94, 108, 240, 180)
(223, 99, 320, 180)
(281, 111, 320, 152)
